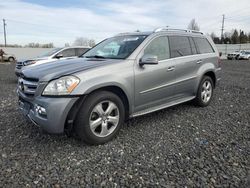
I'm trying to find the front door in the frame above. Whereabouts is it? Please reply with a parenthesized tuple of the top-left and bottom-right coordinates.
(134, 36, 176, 112)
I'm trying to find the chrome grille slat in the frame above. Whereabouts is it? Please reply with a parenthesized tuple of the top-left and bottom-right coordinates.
(16, 61, 23, 69)
(18, 77, 38, 97)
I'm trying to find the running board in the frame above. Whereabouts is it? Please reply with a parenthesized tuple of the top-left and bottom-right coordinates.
(130, 96, 195, 118)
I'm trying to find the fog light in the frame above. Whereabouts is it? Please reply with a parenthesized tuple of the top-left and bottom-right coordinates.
(35, 104, 47, 116)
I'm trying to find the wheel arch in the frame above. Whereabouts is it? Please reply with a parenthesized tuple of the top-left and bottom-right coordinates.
(88, 85, 130, 120)
(65, 85, 131, 134)
(203, 71, 216, 88)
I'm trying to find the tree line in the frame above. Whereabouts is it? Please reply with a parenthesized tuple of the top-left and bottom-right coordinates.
(210, 29, 250, 44)
(187, 19, 250, 44)
(0, 37, 96, 48)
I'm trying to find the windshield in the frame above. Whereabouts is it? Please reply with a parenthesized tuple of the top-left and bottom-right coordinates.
(83, 35, 148, 59)
(38, 48, 63, 58)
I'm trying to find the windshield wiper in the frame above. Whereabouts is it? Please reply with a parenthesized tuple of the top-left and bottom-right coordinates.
(84, 55, 106, 59)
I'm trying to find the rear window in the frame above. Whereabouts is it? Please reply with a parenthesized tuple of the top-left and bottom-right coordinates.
(169, 36, 192, 58)
(193, 38, 214, 54)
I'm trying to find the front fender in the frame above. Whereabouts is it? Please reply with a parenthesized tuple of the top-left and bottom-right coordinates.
(71, 74, 134, 113)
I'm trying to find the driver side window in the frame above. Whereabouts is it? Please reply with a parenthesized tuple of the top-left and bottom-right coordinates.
(144, 36, 170, 61)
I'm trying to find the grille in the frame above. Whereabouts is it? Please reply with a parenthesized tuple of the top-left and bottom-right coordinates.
(16, 61, 24, 69)
(18, 77, 38, 97)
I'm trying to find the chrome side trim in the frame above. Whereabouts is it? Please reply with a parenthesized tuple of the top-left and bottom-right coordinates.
(140, 75, 197, 94)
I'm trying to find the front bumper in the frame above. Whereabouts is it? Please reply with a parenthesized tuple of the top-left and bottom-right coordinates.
(239, 56, 248, 60)
(18, 91, 79, 134)
(15, 67, 22, 77)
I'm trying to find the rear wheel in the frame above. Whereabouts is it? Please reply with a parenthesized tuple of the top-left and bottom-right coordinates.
(74, 91, 125, 145)
(194, 76, 214, 107)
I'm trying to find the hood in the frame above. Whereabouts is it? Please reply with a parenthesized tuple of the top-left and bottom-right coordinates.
(21, 58, 121, 81)
(18, 57, 48, 63)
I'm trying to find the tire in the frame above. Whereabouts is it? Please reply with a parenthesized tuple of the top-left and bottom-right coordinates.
(74, 91, 125, 145)
(8, 57, 15, 62)
(194, 76, 214, 107)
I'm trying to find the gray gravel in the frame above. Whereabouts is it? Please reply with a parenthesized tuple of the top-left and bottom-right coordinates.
(0, 60, 249, 187)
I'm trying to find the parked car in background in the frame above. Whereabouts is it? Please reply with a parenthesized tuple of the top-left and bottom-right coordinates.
(17, 28, 221, 145)
(238, 51, 250, 60)
(227, 50, 245, 60)
(3, 53, 16, 62)
(15, 46, 90, 76)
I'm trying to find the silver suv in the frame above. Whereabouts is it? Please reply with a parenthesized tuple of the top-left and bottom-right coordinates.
(17, 28, 221, 145)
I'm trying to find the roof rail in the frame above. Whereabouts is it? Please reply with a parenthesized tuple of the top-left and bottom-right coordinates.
(153, 27, 203, 35)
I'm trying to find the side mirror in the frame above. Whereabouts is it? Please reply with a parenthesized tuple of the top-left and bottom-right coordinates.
(219, 52, 222, 57)
(55, 53, 63, 59)
(139, 54, 158, 66)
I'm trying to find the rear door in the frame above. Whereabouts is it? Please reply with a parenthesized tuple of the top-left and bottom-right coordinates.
(169, 36, 201, 97)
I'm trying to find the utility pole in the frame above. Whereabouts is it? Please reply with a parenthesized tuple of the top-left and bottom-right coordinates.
(239, 29, 241, 50)
(221, 14, 225, 44)
(3, 19, 7, 47)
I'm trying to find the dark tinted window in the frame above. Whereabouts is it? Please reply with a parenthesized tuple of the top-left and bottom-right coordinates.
(61, 49, 76, 57)
(189, 37, 197, 54)
(169, 36, 192, 58)
(194, 38, 214, 54)
(76, 48, 89, 56)
(144, 36, 170, 61)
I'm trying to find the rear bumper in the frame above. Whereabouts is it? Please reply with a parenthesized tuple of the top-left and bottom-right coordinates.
(18, 91, 79, 134)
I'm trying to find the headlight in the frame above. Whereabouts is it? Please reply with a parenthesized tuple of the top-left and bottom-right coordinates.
(43, 76, 80, 95)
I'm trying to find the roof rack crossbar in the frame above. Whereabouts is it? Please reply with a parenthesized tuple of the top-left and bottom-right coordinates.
(153, 27, 203, 35)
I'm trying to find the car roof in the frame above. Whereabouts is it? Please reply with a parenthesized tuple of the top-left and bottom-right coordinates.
(116, 28, 205, 38)
(63, 46, 91, 49)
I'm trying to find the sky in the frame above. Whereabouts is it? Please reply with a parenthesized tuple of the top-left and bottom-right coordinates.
(0, 0, 250, 47)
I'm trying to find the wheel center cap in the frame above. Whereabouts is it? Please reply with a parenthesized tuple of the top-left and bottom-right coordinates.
(102, 116, 107, 121)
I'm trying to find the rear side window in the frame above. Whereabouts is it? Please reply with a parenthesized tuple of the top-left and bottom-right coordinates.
(193, 38, 214, 54)
(76, 48, 89, 56)
(144, 36, 170, 61)
(60, 49, 76, 57)
(189, 37, 198, 54)
(169, 36, 192, 58)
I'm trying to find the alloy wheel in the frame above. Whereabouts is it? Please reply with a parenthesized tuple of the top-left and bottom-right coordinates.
(89, 100, 120, 137)
(201, 81, 212, 103)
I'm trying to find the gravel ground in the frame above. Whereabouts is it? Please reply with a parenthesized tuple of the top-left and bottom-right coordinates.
(0, 60, 249, 187)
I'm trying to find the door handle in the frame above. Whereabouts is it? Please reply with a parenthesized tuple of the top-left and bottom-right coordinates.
(167, 66, 175, 71)
(196, 60, 203, 64)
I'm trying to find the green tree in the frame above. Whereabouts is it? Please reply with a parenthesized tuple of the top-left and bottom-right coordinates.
(239, 30, 248, 43)
(231, 29, 239, 44)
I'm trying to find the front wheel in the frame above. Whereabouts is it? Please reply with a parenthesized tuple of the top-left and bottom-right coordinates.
(74, 91, 125, 145)
(194, 76, 214, 107)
